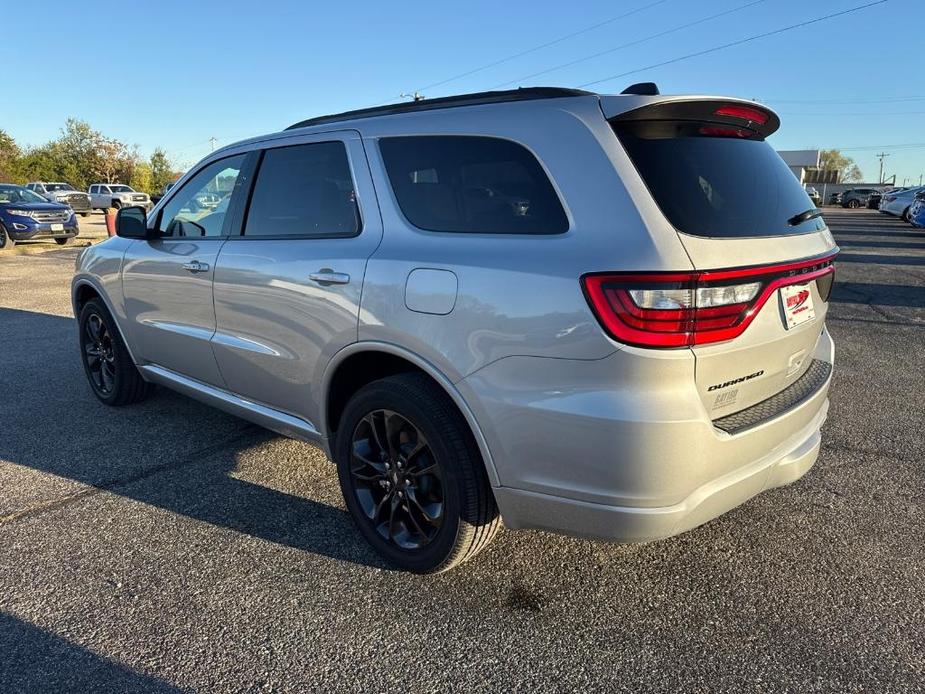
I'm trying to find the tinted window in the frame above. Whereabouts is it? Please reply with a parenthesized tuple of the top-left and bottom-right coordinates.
(613, 121, 824, 238)
(158, 155, 245, 238)
(244, 142, 360, 238)
(379, 136, 568, 234)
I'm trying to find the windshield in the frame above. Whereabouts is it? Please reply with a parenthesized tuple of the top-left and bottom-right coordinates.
(46, 183, 75, 192)
(613, 120, 824, 238)
(109, 185, 134, 193)
(0, 185, 48, 204)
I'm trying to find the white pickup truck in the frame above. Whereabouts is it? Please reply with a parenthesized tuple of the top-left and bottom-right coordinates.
(87, 183, 152, 211)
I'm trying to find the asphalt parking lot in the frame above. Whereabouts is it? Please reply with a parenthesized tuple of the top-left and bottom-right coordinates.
(0, 208, 923, 692)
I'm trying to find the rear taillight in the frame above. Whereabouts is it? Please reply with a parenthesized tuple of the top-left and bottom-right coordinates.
(713, 104, 770, 125)
(582, 252, 837, 348)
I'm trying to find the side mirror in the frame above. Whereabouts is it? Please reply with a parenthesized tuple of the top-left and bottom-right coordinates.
(115, 206, 154, 239)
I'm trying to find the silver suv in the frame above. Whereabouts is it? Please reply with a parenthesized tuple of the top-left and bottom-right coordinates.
(71, 87, 838, 573)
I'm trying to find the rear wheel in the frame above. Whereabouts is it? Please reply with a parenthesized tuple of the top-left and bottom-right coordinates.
(55, 237, 70, 245)
(78, 298, 153, 406)
(334, 373, 500, 573)
(80, 212, 91, 218)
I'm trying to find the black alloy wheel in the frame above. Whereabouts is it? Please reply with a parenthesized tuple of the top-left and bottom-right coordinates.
(0, 224, 13, 250)
(349, 409, 444, 550)
(334, 373, 500, 573)
(78, 299, 153, 406)
(82, 312, 117, 396)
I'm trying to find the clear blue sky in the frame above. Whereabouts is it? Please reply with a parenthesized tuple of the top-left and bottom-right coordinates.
(4, 0, 923, 184)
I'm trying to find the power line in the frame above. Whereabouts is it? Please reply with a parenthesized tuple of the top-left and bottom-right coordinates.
(412, 0, 673, 94)
(488, 0, 767, 90)
(578, 0, 889, 88)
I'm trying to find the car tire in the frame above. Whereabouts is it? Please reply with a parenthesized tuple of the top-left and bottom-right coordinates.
(334, 372, 501, 573)
(902, 206, 912, 222)
(78, 298, 154, 406)
(847, 199, 860, 209)
(81, 212, 91, 218)
(0, 224, 14, 251)
(112, 200, 122, 210)
(55, 237, 70, 245)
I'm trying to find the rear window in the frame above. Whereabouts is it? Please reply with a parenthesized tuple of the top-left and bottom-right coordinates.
(613, 121, 824, 238)
(379, 136, 568, 234)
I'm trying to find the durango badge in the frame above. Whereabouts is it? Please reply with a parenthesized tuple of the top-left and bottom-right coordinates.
(708, 370, 765, 391)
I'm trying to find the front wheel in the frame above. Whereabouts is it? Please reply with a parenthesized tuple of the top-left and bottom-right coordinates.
(0, 224, 14, 251)
(847, 199, 860, 209)
(902, 206, 912, 222)
(334, 373, 500, 573)
(78, 298, 153, 406)
(80, 212, 91, 218)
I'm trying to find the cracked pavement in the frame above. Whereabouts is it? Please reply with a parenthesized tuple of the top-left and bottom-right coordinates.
(0, 209, 923, 692)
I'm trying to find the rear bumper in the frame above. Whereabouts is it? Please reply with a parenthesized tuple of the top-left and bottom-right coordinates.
(494, 397, 825, 542)
(461, 327, 834, 543)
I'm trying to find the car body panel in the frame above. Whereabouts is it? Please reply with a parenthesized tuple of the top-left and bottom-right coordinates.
(211, 131, 383, 427)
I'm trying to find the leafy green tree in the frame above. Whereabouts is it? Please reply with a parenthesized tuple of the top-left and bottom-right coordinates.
(819, 149, 863, 183)
(0, 129, 22, 182)
(130, 161, 153, 194)
(149, 148, 175, 193)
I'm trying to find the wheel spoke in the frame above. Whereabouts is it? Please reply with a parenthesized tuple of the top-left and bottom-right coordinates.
(406, 488, 443, 523)
(366, 412, 389, 457)
(86, 315, 101, 341)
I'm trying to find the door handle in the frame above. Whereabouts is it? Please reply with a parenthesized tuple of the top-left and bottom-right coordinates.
(309, 269, 350, 285)
(182, 260, 210, 273)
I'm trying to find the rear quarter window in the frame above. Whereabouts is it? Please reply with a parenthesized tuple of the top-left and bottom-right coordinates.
(379, 135, 568, 235)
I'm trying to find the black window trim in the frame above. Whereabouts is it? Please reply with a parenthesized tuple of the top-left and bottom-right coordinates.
(150, 151, 253, 241)
(232, 139, 364, 242)
(378, 133, 571, 237)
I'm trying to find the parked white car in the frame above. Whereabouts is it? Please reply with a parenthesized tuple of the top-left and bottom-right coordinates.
(87, 184, 152, 211)
(880, 186, 925, 220)
(25, 182, 92, 216)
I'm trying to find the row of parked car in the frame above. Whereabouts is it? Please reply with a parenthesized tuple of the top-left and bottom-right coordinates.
(0, 181, 156, 250)
(24, 181, 153, 215)
(822, 185, 925, 220)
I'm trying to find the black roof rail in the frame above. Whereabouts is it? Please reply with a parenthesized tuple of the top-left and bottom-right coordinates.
(285, 87, 595, 130)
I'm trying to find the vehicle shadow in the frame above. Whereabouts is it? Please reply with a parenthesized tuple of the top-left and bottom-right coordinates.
(0, 612, 182, 693)
(0, 307, 387, 570)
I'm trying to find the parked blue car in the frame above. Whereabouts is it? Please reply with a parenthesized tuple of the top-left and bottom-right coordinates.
(909, 191, 925, 229)
(0, 183, 79, 250)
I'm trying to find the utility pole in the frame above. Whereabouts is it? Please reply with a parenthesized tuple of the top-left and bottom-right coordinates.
(876, 152, 890, 184)
(209, 137, 217, 152)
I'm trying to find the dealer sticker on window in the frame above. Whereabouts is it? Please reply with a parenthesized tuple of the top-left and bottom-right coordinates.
(781, 284, 815, 329)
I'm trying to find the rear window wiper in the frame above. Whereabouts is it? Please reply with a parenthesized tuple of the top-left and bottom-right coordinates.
(788, 208, 823, 226)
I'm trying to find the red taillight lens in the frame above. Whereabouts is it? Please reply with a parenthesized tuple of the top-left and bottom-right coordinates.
(581, 253, 837, 348)
(714, 104, 770, 125)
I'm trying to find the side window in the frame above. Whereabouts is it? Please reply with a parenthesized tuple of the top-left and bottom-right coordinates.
(243, 142, 360, 238)
(89, 186, 97, 194)
(379, 135, 569, 235)
(100, 186, 110, 195)
(158, 155, 245, 238)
